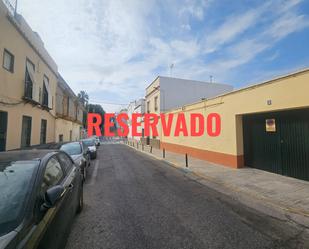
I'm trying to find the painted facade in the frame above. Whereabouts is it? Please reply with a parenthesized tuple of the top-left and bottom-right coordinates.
(0, 1, 84, 151)
(127, 98, 145, 142)
(55, 75, 84, 143)
(160, 69, 309, 172)
(144, 76, 233, 148)
(0, 1, 57, 150)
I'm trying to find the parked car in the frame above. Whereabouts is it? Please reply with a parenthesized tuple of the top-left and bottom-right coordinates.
(0, 150, 83, 249)
(81, 138, 97, 159)
(60, 142, 90, 181)
(91, 136, 101, 146)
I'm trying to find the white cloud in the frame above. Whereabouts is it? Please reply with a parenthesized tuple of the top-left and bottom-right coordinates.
(17, 0, 309, 112)
(202, 2, 273, 54)
(178, 0, 209, 21)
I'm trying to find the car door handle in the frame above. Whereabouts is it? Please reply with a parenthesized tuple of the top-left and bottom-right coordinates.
(68, 183, 74, 190)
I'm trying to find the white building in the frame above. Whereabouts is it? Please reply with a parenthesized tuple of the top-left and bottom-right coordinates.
(144, 76, 233, 148)
(127, 98, 145, 142)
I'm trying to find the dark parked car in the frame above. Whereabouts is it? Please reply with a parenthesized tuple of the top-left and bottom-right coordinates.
(60, 142, 90, 181)
(81, 138, 97, 159)
(0, 150, 83, 249)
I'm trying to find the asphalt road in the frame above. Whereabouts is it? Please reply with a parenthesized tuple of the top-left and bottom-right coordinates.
(65, 143, 300, 249)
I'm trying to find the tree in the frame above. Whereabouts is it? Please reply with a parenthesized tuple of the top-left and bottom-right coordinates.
(87, 104, 106, 133)
(77, 91, 89, 107)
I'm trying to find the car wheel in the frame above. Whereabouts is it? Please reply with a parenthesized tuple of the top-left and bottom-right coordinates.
(76, 184, 83, 214)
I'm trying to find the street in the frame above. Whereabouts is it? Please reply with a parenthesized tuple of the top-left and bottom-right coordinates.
(65, 143, 299, 249)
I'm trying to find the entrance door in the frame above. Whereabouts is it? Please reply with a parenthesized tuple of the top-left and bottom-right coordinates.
(243, 109, 309, 181)
(0, 111, 8, 151)
(40, 119, 47, 144)
(21, 116, 32, 148)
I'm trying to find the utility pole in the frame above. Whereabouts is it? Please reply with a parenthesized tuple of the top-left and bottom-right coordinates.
(209, 75, 213, 83)
(14, 0, 18, 16)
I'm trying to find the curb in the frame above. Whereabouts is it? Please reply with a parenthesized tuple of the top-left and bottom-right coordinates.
(123, 142, 309, 229)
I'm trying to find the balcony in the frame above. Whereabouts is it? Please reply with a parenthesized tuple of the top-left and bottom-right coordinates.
(24, 79, 33, 100)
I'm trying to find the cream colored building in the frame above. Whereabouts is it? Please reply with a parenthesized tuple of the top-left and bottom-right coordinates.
(161, 69, 309, 181)
(0, 1, 84, 151)
(55, 75, 84, 143)
(0, 1, 58, 151)
(127, 98, 145, 142)
(144, 76, 233, 148)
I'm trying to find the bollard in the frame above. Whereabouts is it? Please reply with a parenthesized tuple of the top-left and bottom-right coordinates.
(150, 146, 153, 153)
(163, 148, 165, 158)
(137, 142, 139, 149)
(185, 153, 188, 167)
(142, 143, 144, 151)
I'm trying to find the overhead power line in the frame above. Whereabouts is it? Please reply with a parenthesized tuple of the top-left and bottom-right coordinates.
(89, 99, 127, 106)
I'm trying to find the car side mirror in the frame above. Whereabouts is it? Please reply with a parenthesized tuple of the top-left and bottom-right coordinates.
(41, 185, 64, 211)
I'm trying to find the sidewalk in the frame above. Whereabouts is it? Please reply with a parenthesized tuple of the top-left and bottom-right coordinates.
(124, 142, 309, 229)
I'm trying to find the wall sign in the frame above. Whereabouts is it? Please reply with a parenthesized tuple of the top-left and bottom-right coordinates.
(266, 118, 276, 132)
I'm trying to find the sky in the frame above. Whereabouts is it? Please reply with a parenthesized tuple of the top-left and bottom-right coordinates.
(16, 0, 309, 112)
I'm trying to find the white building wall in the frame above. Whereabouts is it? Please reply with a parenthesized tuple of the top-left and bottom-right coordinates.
(159, 77, 233, 111)
(127, 98, 145, 141)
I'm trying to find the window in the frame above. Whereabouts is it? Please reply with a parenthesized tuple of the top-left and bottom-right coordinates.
(40, 119, 47, 144)
(3, 49, 14, 73)
(154, 96, 158, 111)
(59, 134, 63, 142)
(147, 101, 150, 113)
(60, 142, 82, 156)
(21, 116, 32, 148)
(24, 59, 35, 99)
(0, 161, 37, 235)
(57, 153, 73, 173)
(42, 75, 49, 107)
(39, 87, 42, 103)
(41, 157, 64, 193)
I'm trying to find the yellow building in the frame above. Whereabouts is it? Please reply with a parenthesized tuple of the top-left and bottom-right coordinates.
(0, 1, 58, 151)
(144, 76, 233, 148)
(55, 75, 85, 143)
(161, 68, 309, 181)
(0, 1, 85, 151)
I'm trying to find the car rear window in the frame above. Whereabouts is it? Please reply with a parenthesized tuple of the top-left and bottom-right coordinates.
(82, 139, 95, 146)
(60, 142, 82, 155)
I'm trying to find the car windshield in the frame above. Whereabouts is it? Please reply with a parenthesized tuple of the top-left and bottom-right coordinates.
(82, 139, 95, 146)
(0, 160, 38, 236)
(60, 142, 82, 155)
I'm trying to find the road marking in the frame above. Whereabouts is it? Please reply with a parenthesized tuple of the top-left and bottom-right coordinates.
(89, 160, 99, 186)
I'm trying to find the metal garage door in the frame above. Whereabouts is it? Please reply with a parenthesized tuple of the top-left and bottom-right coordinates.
(243, 108, 309, 181)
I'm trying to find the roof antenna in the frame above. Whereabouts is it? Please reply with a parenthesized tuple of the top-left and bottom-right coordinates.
(169, 63, 174, 77)
(209, 75, 214, 83)
(14, 0, 18, 16)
